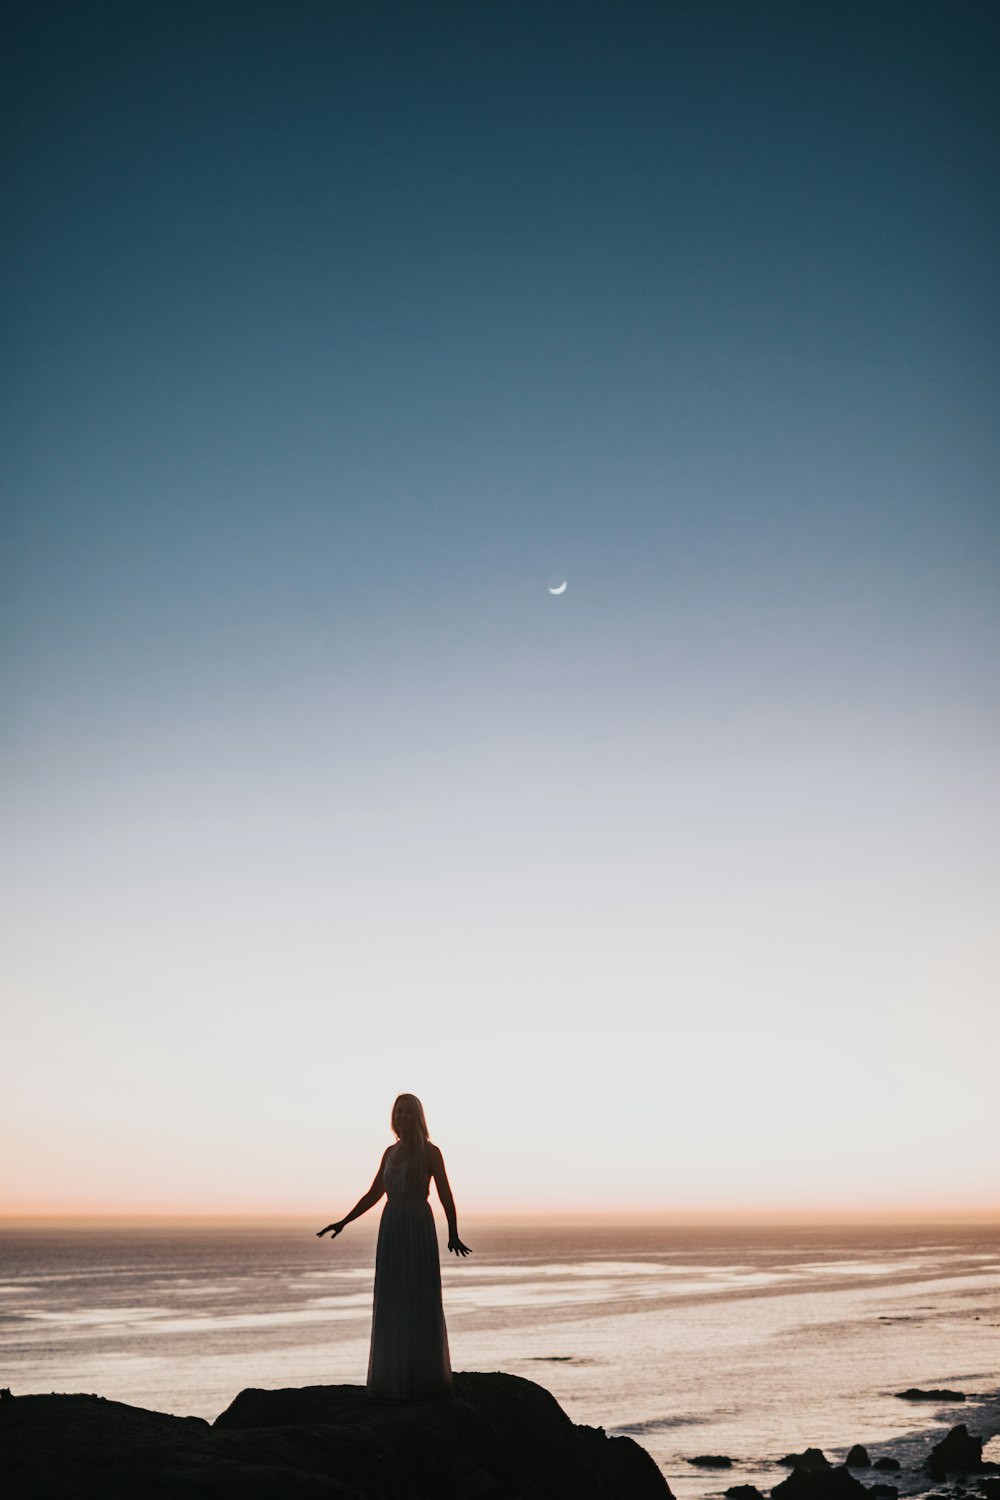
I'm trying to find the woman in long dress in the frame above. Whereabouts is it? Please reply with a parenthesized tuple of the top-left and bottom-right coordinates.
(316, 1094, 471, 1399)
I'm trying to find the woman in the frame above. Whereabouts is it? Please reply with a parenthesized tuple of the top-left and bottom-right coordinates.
(317, 1094, 471, 1400)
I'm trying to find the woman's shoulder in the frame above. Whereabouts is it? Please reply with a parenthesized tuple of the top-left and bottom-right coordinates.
(385, 1141, 426, 1161)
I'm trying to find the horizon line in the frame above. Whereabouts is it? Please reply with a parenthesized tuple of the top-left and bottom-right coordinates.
(3, 1207, 999, 1228)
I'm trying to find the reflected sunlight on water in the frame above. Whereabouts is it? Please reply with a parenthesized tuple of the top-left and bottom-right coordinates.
(2, 1222, 997, 1496)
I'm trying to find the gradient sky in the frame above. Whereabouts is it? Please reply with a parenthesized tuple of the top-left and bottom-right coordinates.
(3, 1, 998, 1218)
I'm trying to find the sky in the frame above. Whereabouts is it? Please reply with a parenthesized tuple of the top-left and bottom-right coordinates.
(2, 1, 998, 1220)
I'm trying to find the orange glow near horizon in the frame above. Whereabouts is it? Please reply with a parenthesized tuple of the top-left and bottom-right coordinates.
(4, 1198, 999, 1227)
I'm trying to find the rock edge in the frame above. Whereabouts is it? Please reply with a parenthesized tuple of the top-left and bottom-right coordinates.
(0, 1371, 674, 1499)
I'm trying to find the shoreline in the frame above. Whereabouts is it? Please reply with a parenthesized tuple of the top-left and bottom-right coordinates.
(648, 1389, 1000, 1500)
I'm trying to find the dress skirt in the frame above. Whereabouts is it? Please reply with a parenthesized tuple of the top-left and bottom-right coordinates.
(366, 1197, 452, 1400)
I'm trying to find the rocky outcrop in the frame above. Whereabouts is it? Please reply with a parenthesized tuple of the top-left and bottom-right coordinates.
(927, 1422, 984, 1478)
(772, 1465, 868, 1500)
(871, 1458, 899, 1471)
(844, 1446, 870, 1468)
(688, 1455, 733, 1468)
(0, 1373, 673, 1499)
(896, 1388, 966, 1402)
(778, 1449, 830, 1470)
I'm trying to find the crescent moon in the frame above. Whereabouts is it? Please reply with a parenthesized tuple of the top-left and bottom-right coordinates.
(548, 581, 567, 595)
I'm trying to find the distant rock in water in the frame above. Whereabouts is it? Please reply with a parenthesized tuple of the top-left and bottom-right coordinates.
(845, 1446, 870, 1467)
(927, 1423, 984, 1478)
(896, 1388, 966, 1402)
(872, 1458, 900, 1471)
(0, 1373, 673, 1499)
(725, 1485, 764, 1500)
(688, 1454, 733, 1468)
(772, 1466, 868, 1500)
(778, 1448, 831, 1470)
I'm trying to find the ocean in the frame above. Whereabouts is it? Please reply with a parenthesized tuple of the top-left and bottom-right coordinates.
(2, 1220, 998, 1496)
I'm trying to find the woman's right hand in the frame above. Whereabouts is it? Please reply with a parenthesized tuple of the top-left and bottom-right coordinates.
(316, 1223, 344, 1238)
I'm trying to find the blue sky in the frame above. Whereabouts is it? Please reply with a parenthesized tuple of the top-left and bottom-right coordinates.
(3, 1, 998, 1215)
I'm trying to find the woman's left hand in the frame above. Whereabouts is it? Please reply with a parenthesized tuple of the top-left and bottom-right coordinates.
(448, 1236, 472, 1257)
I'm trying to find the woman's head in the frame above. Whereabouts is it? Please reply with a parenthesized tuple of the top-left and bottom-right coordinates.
(391, 1093, 429, 1144)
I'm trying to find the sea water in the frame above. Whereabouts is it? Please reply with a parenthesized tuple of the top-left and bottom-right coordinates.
(2, 1221, 998, 1496)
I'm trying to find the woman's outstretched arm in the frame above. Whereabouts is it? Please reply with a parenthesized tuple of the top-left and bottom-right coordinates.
(429, 1143, 471, 1257)
(316, 1151, 388, 1238)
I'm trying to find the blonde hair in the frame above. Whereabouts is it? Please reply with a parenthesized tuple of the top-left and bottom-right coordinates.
(391, 1093, 430, 1147)
(390, 1094, 431, 1190)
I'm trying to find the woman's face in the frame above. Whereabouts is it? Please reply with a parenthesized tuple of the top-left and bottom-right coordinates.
(394, 1099, 413, 1135)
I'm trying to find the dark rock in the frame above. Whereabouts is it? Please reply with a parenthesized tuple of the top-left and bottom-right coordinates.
(897, 1389, 966, 1402)
(979, 1480, 1000, 1500)
(845, 1447, 870, 1468)
(772, 1464, 868, 1500)
(689, 1455, 733, 1468)
(779, 1450, 831, 1470)
(0, 1373, 673, 1499)
(928, 1424, 985, 1479)
(726, 1487, 765, 1500)
(867, 1487, 898, 1499)
(872, 1459, 900, 1472)
(0, 1389, 12, 1401)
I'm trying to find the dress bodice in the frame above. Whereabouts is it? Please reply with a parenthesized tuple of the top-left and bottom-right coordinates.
(384, 1147, 430, 1203)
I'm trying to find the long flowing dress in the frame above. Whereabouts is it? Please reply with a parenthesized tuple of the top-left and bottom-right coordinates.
(366, 1146, 453, 1400)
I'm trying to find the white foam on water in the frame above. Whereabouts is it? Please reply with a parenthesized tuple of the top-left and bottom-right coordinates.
(2, 1221, 997, 1496)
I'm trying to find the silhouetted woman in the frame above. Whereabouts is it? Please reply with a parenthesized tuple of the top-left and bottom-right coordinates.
(317, 1094, 471, 1400)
